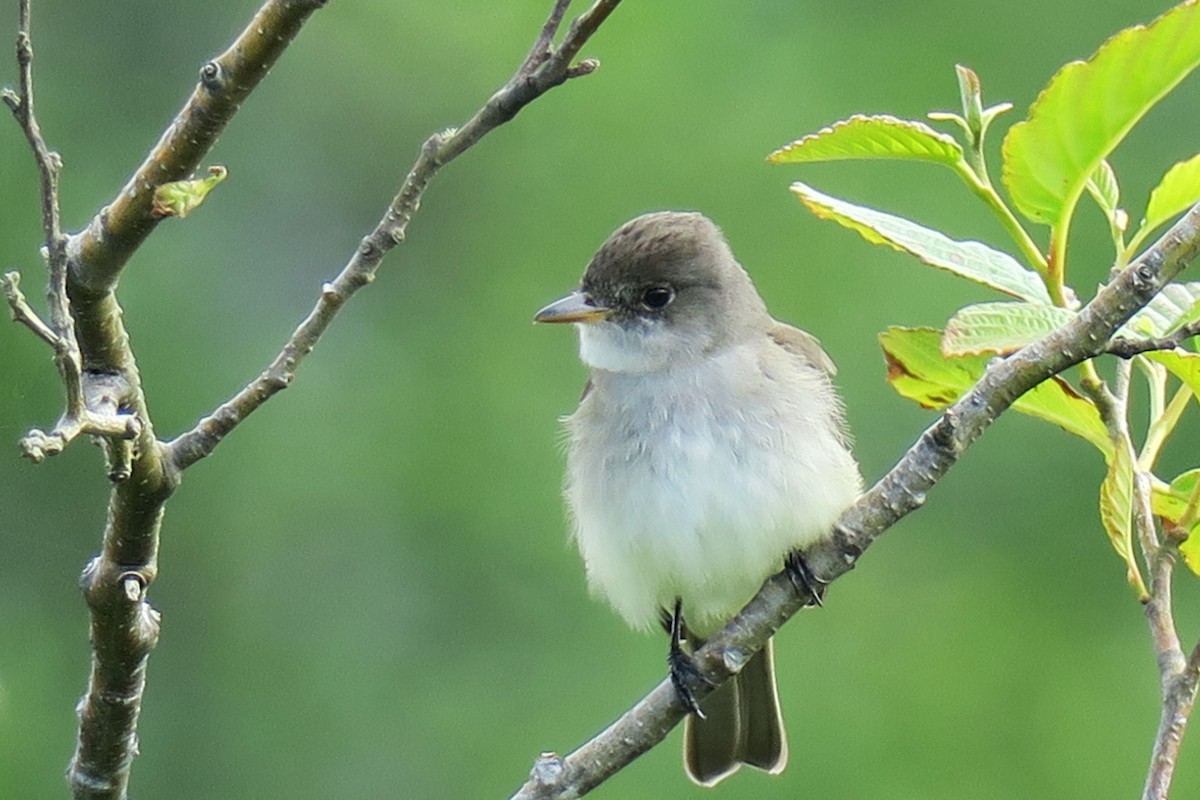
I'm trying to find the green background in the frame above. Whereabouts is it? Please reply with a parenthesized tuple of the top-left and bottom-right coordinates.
(3, 1, 1200, 797)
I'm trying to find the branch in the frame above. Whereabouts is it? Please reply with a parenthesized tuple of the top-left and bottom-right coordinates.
(2, 0, 620, 795)
(3, 269, 57, 346)
(68, 0, 325, 297)
(2, 0, 62, 253)
(1108, 319, 1200, 358)
(2, 5, 139, 470)
(1141, 521, 1195, 800)
(166, 0, 623, 471)
(510, 205, 1200, 800)
(2, 2, 328, 796)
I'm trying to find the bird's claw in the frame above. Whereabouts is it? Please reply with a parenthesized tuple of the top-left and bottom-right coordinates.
(785, 550, 827, 607)
(668, 647, 712, 718)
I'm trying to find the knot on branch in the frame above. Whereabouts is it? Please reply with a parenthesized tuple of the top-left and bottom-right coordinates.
(199, 60, 224, 91)
(527, 752, 567, 788)
(928, 408, 960, 450)
(1134, 261, 1160, 292)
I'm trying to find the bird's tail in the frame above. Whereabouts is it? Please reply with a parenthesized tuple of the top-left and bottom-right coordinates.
(683, 637, 788, 786)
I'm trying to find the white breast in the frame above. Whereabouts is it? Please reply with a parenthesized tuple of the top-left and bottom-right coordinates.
(563, 340, 861, 632)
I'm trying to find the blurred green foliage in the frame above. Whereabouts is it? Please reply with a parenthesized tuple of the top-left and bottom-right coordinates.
(3, 1, 1200, 797)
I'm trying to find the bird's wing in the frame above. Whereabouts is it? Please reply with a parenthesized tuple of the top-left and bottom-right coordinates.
(767, 321, 838, 377)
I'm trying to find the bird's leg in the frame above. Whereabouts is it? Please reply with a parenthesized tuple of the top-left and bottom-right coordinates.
(785, 549, 827, 607)
(664, 597, 712, 717)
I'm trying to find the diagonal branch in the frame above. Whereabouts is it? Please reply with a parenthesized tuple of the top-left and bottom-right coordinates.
(166, 0, 623, 471)
(510, 204, 1200, 800)
(68, 0, 325, 297)
(3, 1, 621, 797)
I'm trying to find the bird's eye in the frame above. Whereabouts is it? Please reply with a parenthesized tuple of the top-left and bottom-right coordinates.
(641, 286, 674, 310)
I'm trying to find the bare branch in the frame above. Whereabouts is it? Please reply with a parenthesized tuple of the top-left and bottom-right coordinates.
(167, 0, 625, 471)
(3, 0, 64, 256)
(20, 1, 328, 795)
(4, 4, 138, 470)
(1142, 506, 1198, 800)
(3, 269, 58, 346)
(68, 0, 326, 297)
(8, 1, 625, 796)
(509, 204, 1200, 799)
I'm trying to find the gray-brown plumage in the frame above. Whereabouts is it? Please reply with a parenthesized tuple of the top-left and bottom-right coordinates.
(536, 211, 862, 786)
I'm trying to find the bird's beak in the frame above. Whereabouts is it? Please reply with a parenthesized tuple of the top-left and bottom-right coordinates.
(534, 290, 611, 324)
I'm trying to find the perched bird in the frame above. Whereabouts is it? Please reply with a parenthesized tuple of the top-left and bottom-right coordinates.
(535, 211, 862, 786)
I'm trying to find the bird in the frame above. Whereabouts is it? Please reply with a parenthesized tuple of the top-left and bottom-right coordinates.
(535, 210, 862, 786)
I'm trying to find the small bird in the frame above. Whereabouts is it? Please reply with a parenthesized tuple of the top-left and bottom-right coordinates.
(535, 211, 862, 786)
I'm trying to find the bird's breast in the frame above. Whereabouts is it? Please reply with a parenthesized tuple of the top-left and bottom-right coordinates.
(561, 343, 860, 630)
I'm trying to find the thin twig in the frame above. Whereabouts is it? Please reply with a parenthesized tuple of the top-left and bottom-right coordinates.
(1108, 320, 1200, 358)
(2, 269, 58, 346)
(167, 0, 623, 471)
(2, 0, 63, 253)
(3, 3, 138, 467)
(509, 203, 1200, 800)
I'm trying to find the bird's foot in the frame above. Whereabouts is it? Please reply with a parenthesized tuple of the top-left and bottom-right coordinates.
(785, 549, 827, 607)
(668, 646, 711, 718)
(665, 597, 713, 717)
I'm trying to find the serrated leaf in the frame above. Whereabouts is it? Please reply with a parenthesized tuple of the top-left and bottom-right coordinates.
(1142, 152, 1200, 238)
(880, 327, 1112, 455)
(1099, 436, 1150, 598)
(942, 302, 1077, 356)
(768, 115, 964, 166)
(1002, 2, 1200, 226)
(790, 183, 1052, 303)
(1146, 349, 1200, 396)
(151, 165, 228, 219)
(1151, 469, 1200, 574)
(1124, 282, 1200, 336)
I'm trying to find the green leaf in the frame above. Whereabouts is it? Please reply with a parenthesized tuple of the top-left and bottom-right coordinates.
(881, 327, 988, 409)
(942, 302, 1077, 356)
(790, 183, 1052, 303)
(1124, 282, 1200, 336)
(1099, 437, 1150, 599)
(152, 166, 228, 219)
(768, 115, 964, 166)
(1145, 350, 1200, 397)
(1142, 152, 1200, 240)
(880, 327, 1112, 455)
(1087, 159, 1121, 214)
(1151, 469, 1200, 574)
(1153, 469, 1200, 524)
(1001, 2, 1200, 226)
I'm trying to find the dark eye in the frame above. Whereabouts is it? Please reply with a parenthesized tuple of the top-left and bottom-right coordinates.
(641, 286, 674, 310)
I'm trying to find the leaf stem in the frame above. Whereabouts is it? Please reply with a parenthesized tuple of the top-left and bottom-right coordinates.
(957, 162, 1050, 283)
